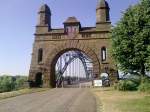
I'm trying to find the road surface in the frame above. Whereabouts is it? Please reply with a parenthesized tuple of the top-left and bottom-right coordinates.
(0, 88, 96, 112)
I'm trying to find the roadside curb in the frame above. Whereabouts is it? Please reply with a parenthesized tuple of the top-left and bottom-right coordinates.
(0, 88, 50, 100)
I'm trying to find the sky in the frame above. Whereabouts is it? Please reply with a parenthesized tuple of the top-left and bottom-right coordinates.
(0, 0, 139, 76)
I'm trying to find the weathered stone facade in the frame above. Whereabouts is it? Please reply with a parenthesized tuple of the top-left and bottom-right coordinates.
(28, 0, 118, 88)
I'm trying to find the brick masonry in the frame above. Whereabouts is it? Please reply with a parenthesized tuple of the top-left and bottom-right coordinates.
(28, 0, 119, 87)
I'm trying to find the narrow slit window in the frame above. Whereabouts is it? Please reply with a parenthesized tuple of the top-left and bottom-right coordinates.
(38, 48, 43, 63)
(101, 47, 106, 61)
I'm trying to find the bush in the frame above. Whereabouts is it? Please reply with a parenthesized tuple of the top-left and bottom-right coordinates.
(138, 83, 150, 92)
(15, 76, 28, 90)
(0, 75, 28, 93)
(115, 80, 138, 91)
(0, 76, 15, 93)
(138, 77, 150, 92)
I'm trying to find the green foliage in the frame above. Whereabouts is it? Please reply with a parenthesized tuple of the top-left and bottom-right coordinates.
(0, 75, 28, 93)
(115, 77, 150, 92)
(15, 76, 28, 90)
(138, 83, 150, 92)
(138, 77, 150, 92)
(115, 80, 139, 91)
(0, 76, 15, 92)
(111, 0, 150, 76)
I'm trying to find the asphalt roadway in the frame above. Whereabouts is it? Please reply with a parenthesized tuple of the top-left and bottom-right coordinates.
(0, 88, 96, 112)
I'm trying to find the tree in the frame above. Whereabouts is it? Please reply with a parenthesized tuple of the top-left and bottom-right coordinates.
(15, 76, 27, 89)
(0, 76, 15, 92)
(111, 0, 150, 78)
(0, 75, 28, 93)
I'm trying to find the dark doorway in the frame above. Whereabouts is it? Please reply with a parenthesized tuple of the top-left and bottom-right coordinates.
(35, 72, 43, 87)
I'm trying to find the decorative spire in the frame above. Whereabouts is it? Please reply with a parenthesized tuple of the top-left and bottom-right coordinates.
(39, 4, 51, 15)
(97, 0, 109, 9)
(38, 4, 51, 28)
(96, 0, 110, 24)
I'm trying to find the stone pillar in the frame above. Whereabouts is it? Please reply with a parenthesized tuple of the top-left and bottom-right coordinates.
(109, 69, 119, 85)
(43, 71, 51, 88)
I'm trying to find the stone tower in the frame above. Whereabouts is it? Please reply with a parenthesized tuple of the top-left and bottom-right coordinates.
(38, 4, 51, 29)
(28, 0, 118, 88)
(96, 0, 110, 23)
(96, 0, 110, 29)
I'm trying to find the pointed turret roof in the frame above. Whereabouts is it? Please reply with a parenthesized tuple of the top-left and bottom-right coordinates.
(64, 17, 80, 24)
(39, 4, 51, 14)
(97, 0, 109, 9)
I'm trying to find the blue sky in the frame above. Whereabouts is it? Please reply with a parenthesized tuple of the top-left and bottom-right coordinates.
(0, 0, 139, 76)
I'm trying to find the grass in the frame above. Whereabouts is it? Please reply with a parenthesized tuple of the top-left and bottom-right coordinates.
(0, 88, 50, 100)
(92, 87, 150, 112)
(119, 96, 150, 112)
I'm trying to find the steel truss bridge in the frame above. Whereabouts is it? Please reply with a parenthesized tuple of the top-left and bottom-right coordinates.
(55, 51, 93, 87)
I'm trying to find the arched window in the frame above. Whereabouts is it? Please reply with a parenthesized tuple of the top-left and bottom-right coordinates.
(38, 48, 43, 63)
(101, 47, 107, 61)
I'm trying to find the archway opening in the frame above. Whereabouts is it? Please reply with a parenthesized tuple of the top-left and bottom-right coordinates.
(35, 72, 43, 87)
(51, 49, 94, 88)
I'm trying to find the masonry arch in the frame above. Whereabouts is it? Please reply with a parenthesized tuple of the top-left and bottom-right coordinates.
(45, 40, 100, 87)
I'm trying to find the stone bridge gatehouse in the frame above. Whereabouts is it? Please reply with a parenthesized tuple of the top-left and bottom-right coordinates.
(28, 0, 119, 88)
